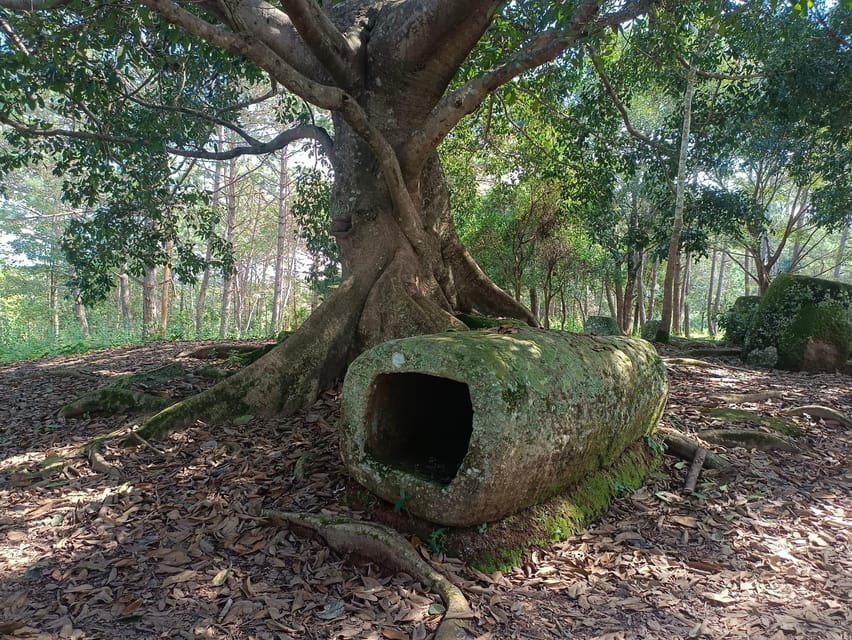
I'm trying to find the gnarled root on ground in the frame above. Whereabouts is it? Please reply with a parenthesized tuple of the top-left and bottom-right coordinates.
(265, 510, 475, 640)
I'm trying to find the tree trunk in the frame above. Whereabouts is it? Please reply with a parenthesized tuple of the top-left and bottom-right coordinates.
(835, 215, 849, 280)
(743, 250, 751, 296)
(529, 286, 539, 323)
(705, 247, 717, 335)
(712, 248, 728, 331)
(118, 261, 133, 334)
(271, 147, 290, 333)
(49, 266, 59, 342)
(635, 251, 645, 331)
(196, 134, 222, 337)
(72, 287, 91, 340)
(672, 254, 683, 336)
(142, 266, 158, 338)
(138, 135, 535, 440)
(658, 63, 699, 342)
(219, 155, 237, 339)
(160, 239, 172, 337)
(681, 254, 691, 338)
(647, 255, 659, 321)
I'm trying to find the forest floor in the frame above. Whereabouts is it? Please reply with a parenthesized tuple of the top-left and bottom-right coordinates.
(0, 339, 850, 640)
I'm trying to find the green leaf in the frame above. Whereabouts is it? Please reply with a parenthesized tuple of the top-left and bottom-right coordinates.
(232, 415, 253, 425)
(428, 603, 446, 615)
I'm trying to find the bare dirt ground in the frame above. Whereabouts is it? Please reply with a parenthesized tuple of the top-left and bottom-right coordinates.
(1, 341, 850, 639)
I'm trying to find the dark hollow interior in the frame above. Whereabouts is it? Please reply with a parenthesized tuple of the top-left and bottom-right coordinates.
(365, 372, 473, 486)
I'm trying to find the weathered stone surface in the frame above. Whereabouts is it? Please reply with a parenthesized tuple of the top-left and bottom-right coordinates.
(641, 320, 660, 342)
(743, 274, 852, 372)
(583, 315, 621, 336)
(340, 327, 668, 527)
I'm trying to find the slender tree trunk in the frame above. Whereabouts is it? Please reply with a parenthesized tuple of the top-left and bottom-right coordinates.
(672, 255, 683, 336)
(196, 136, 223, 337)
(605, 283, 616, 320)
(529, 286, 539, 323)
(220, 155, 237, 339)
(835, 215, 849, 280)
(635, 252, 645, 331)
(705, 247, 717, 335)
(72, 285, 91, 340)
(49, 267, 59, 342)
(647, 256, 659, 321)
(681, 254, 691, 338)
(119, 261, 133, 333)
(142, 267, 158, 338)
(743, 250, 751, 296)
(271, 147, 290, 333)
(658, 63, 699, 342)
(160, 239, 172, 337)
(789, 214, 806, 273)
(712, 248, 728, 325)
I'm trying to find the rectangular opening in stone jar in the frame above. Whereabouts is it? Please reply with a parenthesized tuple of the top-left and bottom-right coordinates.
(365, 372, 473, 486)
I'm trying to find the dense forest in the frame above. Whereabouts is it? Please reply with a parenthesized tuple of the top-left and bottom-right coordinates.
(1, 1, 848, 362)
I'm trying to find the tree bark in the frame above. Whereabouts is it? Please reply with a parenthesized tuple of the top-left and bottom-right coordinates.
(743, 250, 751, 296)
(647, 255, 659, 321)
(142, 266, 158, 338)
(160, 239, 172, 337)
(658, 62, 699, 341)
(271, 147, 290, 333)
(835, 215, 849, 280)
(705, 247, 717, 335)
(195, 149, 222, 337)
(219, 154, 237, 339)
(118, 261, 133, 333)
(712, 248, 728, 330)
(681, 254, 691, 338)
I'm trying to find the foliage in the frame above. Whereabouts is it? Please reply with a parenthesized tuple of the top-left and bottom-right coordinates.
(289, 166, 340, 295)
(718, 295, 762, 347)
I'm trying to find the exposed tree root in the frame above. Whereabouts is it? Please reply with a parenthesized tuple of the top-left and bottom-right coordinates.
(698, 429, 801, 452)
(264, 510, 475, 640)
(132, 279, 370, 442)
(658, 428, 733, 472)
(785, 405, 852, 428)
(663, 357, 754, 373)
(709, 390, 785, 404)
(60, 387, 174, 418)
(684, 347, 743, 358)
(177, 343, 271, 359)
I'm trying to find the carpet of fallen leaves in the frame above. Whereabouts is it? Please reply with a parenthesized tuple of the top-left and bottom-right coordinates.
(0, 341, 850, 640)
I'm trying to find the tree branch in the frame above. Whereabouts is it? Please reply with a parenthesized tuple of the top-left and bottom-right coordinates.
(137, 0, 345, 111)
(585, 42, 676, 194)
(0, 113, 332, 161)
(171, 124, 333, 160)
(279, 0, 359, 88)
(401, 0, 650, 176)
(0, 0, 71, 8)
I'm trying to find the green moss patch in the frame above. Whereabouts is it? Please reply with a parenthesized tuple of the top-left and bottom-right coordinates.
(703, 407, 801, 437)
(450, 444, 659, 573)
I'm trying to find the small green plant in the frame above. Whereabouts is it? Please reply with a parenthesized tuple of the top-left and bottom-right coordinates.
(426, 528, 447, 553)
(611, 481, 631, 497)
(478, 522, 488, 534)
(643, 434, 666, 454)
(393, 489, 410, 513)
